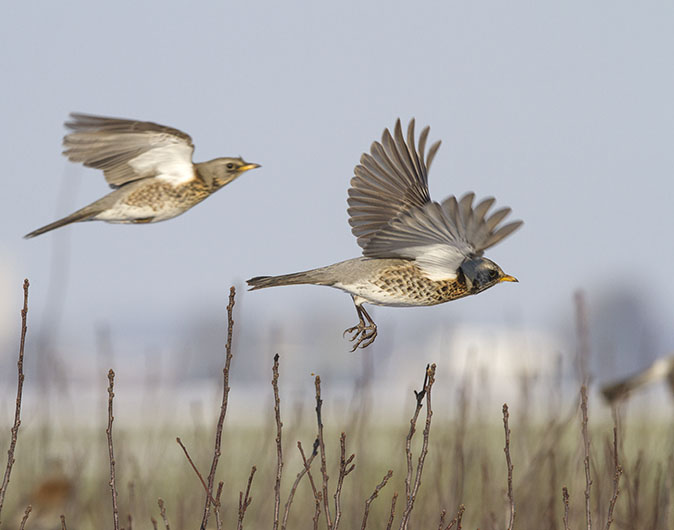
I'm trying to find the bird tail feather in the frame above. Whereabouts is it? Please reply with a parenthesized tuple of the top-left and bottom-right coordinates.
(247, 269, 333, 290)
(24, 208, 97, 239)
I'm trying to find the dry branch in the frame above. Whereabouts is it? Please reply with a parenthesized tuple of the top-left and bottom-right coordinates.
(0, 279, 30, 525)
(298, 440, 322, 530)
(282, 440, 318, 529)
(361, 469, 393, 529)
(334, 432, 355, 529)
(200, 287, 237, 530)
(503, 403, 515, 530)
(19, 505, 31, 530)
(400, 363, 437, 530)
(604, 427, 622, 530)
(315, 375, 333, 529)
(386, 493, 398, 530)
(562, 487, 570, 530)
(60, 514, 67, 530)
(581, 385, 592, 530)
(176, 437, 217, 505)
(215, 482, 224, 530)
(443, 504, 465, 530)
(107, 369, 120, 530)
(158, 498, 170, 530)
(237, 466, 256, 530)
(272, 353, 283, 530)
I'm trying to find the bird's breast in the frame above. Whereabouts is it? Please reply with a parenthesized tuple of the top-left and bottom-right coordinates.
(337, 261, 471, 307)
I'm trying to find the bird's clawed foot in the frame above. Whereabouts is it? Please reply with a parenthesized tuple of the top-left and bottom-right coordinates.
(343, 304, 378, 351)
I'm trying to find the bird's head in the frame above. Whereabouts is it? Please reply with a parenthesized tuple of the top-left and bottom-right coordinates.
(199, 157, 261, 188)
(460, 256, 518, 295)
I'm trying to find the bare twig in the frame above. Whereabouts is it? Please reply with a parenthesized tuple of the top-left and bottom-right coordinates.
(298, 440, 322, 529)
(574, 290, 591, 385)
(282, 440, 319, 530)
(444, 504, 465, 530)
(200, 287, 237, 530)
(151, 516, 158, 530)
(503, 404, 515, 530)
(0, 279, 30, 525)
(334, 432, 355, 529)
(386, 492, 399, 530)
(19, 505, 31, 530)
(562, 487, 570, 530)
(315, 375, 333, 529)
(272, 353, 283, 530)
(158, 498, 170, 530)
(215, 482, 224, 530)
(400, 363, 436, 530)
(237, 466, 256, 530)
(581, 385, 592, 530)
(438, 510, 447, 530)
(176, 437, 218, 505)
(361, 470, 393, 529)
(60, 514, 67, 530)
(404, 365, 429, 506)
(604, 427, 623, 530)
(107, 369, 120, 530)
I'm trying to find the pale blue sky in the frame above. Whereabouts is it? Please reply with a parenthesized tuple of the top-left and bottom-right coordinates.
(1, 2, 673, 383)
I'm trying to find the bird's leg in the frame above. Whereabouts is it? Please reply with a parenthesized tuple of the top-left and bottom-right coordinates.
(343, 303, 378, 351)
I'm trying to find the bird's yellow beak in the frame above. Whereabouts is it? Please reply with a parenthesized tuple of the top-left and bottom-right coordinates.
(499, 275, 518, 283)
(238, 163, 261, 172)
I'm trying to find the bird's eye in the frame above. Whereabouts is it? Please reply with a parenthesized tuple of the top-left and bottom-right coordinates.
(226, 163, 235, 170)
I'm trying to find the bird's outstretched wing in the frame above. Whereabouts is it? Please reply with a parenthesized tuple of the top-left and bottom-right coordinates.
(63, 113, 196, 188)
(349, 119, 522, 281)
(348, 119, 439, 248)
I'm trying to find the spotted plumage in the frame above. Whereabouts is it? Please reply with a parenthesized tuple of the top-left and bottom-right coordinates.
(25, 113, 260, 238)
(248, 118, 522, 350)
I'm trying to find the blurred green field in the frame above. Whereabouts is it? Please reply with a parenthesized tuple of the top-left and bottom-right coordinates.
(2, 364, 672, 530)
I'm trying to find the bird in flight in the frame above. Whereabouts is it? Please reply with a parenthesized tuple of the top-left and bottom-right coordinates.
(601, 355, 674, 404)
(248, 119, 522, 350)
(25, 113, 260, 238)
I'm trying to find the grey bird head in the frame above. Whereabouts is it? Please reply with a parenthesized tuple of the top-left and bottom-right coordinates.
(460, 256, 518, 295)
(197, 157, 261, 188)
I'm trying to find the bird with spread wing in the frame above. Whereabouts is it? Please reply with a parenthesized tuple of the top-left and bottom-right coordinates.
(248, 119, 522, 350)
(25, 113, 259, 238)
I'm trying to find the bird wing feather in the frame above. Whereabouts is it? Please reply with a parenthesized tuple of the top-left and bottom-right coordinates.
(62, 113, 196, 188)
(349, 119, 522, 280)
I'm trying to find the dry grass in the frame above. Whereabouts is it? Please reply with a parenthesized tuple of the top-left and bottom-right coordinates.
(1, 281, 673, 530)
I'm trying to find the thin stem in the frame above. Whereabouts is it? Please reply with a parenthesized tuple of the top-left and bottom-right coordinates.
(503, 404, 515, 530)
(315, 375, 333, 529)
(200, 287, 237, 530)
(176, 437, 218, 505)
(0, 279, 30, 525)
(385, 493, 398, 530)
(444, 505, 465, 530)
(604, 427, 623, 530)
(282, 440, 318, 530)
(19, 505, 32, 530)
(215, 482, 224, 530)
(158, 498, 170, 530)
(107, 369, 120, 530)
(361, 470, 393, 529)
(272, 354, 283, 530)
(399, 364, 436, 530)
(237, 466, 256, 530)
(581, 385, 592, 530)
(562, 487, 570, 530)
(299, 440, 322, 530)
(334, 432, 355, 529)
